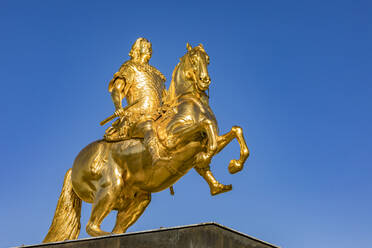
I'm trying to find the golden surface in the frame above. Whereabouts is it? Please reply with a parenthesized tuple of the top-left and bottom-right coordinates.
(43, 38, 249, 243)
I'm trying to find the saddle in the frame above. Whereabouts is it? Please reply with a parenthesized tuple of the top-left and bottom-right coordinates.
(103, 104, 176, 142)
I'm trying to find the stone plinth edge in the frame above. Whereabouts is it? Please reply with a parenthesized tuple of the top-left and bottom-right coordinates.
(16, 222, 279, 248)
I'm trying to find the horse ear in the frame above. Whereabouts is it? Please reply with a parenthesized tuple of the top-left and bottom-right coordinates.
(186, 42, 192, 51)
(198, 43, 204, 48)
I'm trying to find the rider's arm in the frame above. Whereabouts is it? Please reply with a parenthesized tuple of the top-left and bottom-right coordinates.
(111, 78, 126, 110)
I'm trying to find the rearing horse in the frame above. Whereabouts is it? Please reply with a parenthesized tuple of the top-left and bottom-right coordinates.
(43, 43, 249, 243)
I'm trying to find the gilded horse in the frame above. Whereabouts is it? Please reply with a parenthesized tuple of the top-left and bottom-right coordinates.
(43, 43, 249, 243)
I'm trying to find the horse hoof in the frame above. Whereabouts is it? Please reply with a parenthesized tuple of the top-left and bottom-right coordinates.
(211, 184, 232, 196)
(86, 223, 110, 237)
(228, 160, 242, 174)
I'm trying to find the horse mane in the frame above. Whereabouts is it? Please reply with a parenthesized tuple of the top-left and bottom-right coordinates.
(164, 46, 205, 105)
(164, 61, 181, 105)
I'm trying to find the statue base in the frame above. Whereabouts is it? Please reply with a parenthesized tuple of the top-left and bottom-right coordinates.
(21, 223, 278, 248)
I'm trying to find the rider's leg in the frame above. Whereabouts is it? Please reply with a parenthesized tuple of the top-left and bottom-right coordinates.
(194, 165, 232, 196)
(112, 191, 151, 234)
(86, 166, 123, 236)
(142, 120, 170, 164)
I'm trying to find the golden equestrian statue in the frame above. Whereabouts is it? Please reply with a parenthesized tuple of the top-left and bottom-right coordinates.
(43, 38, 249, 243)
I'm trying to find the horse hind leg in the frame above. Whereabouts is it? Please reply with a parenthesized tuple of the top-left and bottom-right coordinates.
(86, 168, 123, 236)
(112, 191, 151, 234)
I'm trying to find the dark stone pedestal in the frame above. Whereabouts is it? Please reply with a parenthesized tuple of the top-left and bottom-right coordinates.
(20, 223, 279, 248)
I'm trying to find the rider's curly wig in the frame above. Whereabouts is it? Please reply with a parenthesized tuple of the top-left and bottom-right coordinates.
(129, 37, 151, 59)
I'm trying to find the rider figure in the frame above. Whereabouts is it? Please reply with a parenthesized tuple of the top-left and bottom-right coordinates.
(104, 37, 169, 164)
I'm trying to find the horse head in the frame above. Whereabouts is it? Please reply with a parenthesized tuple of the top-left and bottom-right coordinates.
(167, 43, 211, 102)
(184, 43, 211, 92)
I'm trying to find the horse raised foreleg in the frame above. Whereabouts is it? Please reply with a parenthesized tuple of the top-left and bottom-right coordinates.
(194, 166, 232, 195)
(195, 120, 218, 163)
(192, 120, 233, 195)
(112, 191, 151, 234)
(216, 126, 249, 174)
(203, 119, 218, 156)
(193, 126, 248, 194)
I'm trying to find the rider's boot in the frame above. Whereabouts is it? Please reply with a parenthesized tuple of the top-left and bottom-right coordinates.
(143, 121, 171, 166)
(195, 166, 232, 196)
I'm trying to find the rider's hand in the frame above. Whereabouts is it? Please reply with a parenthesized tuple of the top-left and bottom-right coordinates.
(114, 108, 125, 117)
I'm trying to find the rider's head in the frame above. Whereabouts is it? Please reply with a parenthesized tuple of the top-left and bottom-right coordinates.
(129, 37, 152, 64)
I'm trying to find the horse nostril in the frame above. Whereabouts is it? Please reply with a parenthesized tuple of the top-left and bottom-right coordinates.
(200, 76, 210, 83)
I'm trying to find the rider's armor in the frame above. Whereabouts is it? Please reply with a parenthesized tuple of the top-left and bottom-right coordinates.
(104, 60, 167, 162)
(123, 61, 165, 122)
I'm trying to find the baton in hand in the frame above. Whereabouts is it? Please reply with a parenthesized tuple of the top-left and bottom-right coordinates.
(100, 100, 139, 126)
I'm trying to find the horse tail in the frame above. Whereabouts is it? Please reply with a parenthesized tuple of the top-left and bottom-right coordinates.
(43, 168, 82, 243)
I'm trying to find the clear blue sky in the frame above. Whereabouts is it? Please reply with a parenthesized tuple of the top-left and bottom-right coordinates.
(1, 1, 371, 247)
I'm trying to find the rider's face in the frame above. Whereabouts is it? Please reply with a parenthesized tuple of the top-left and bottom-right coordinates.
(140, 43, 152, 63)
